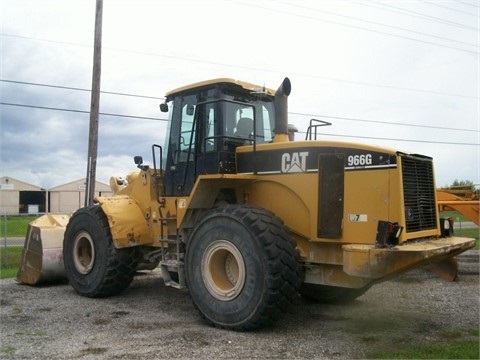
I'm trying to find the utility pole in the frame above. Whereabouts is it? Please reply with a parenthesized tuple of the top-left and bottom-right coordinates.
(85, 0, 103, 207)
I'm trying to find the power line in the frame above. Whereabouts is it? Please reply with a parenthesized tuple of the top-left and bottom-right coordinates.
(365, 0, 479, 31)
(276, 0, 479, 48)
(0, 102, 168, 122)
(2, 82, 478, 133)
(0, 79, 164, 100)
(290, 112, 480, 133)
(302, 132, 479, 146)
(2, 91, 477, 133)
(454, 0, 480, 9)
(2, 101, 477, 146)
(1, 35, 477, 100)
(235, 1, 479, 54)
(355, 1, 478, 31)
(422, 0, 479, 17)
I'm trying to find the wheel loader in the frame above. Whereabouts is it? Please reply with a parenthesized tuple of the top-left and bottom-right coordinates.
(18, 77, 475, 331)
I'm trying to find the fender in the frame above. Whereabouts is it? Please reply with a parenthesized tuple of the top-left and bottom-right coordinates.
(96, 195, 151, 248)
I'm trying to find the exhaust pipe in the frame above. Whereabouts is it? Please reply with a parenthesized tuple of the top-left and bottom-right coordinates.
(273, 77, 291, 143)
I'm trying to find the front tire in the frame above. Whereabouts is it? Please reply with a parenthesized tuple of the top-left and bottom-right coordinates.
(63, 206, 138, 297)
(185, 205, 300, 331)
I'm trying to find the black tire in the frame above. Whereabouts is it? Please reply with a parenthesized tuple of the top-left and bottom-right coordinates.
(63, 205, 139, 297)
(299, 283, 370, 304)
(185, 204, 300, 331)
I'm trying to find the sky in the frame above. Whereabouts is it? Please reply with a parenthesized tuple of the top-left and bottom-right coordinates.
(0, 0, 479, 190)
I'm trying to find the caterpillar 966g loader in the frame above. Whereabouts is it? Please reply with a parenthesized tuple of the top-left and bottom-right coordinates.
(61, 77, 475, 330)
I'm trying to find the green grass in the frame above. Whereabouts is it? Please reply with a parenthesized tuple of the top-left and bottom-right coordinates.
(0, 246, 22, 279)
(369, 339, 479, 359)
(0, 215, 39, 237)
(440, 210, 472, 223)
(440, 211, 479, 248)
(453, 227, 479, 249)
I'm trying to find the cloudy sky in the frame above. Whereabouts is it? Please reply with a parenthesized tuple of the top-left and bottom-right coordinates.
(1, 0, 479, 190)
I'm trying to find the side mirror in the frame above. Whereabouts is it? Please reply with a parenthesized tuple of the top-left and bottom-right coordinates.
(134, 156, 149, 171)
(134, 156, 143, 165)
(160, 103, 169, 112)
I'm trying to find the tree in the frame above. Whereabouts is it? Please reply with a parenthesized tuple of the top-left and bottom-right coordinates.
(449, 180, 475, 191)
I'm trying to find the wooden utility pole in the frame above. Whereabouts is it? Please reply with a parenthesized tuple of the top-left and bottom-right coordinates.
(85, 0, 103, 206)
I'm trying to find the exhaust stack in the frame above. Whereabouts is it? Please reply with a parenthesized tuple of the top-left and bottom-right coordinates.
(273, 77, 291, 143)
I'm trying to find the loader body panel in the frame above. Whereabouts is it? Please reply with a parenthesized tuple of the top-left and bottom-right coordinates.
(19, 76, 476, 331)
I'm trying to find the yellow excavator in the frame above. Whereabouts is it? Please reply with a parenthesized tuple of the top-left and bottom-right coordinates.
(17, 77, 476, 330)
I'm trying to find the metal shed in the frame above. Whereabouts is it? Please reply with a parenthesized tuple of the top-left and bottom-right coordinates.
(48, 179, 112, 214)
(0, 176, 45, 215)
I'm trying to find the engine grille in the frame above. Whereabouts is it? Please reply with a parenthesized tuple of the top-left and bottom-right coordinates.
(401, 154, 437, 232)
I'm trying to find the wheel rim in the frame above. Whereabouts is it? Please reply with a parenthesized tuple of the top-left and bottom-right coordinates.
(72, 231, 95, 274)
(201, 240, 246, 301)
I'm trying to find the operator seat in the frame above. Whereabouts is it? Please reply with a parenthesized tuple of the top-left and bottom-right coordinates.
(234, 117, 253, 139)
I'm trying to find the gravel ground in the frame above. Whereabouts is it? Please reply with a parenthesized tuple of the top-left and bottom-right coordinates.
(0, 250, 478, 360)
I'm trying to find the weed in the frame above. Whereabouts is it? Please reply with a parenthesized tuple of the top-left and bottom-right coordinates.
(369, 340, 479, 359)
(79, 347, 108, 356)
(0, 346, 15, 355)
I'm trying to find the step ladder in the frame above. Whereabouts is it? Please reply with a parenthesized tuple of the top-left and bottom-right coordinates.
(158, 215, 186, 289)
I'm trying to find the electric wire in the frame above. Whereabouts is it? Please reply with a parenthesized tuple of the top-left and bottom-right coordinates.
(0, 38, 476, 100)
(2, 87, 477, 133)
(2, 102, 477, 147)
(290, 112, 480, 133)
(365, 0, 479, 31)
(2, 79, 478, 133)
(0, 79, 164, 100)
(355, 0, 479, 31)
(454, 0, 480, 9)
(421, 0, 479, 17)
(276, 0, 479, 48)
(235, 1, 479, 54)
(0, 102, 168, 122)
(301, 131, 479, 146)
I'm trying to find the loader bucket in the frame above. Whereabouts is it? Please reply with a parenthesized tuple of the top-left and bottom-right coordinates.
(17, 214, 70, 285)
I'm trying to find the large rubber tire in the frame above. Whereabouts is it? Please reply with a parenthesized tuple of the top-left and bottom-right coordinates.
(63, 205, 139, 298)
(299, 283, 370, 304)
(185, 204, 300, 331)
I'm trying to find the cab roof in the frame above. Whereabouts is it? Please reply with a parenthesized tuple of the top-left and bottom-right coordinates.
(165, 78, 276, 97)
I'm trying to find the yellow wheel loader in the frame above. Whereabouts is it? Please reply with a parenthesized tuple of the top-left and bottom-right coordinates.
(20, 77, 475, 331)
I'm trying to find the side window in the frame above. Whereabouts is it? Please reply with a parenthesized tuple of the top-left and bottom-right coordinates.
(260, 105, 273, 143)
(175, 102, 195, 163)
(204, 104, 216, 152)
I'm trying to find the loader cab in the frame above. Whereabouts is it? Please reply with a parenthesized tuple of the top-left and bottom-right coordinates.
(161, 79, 276, 196)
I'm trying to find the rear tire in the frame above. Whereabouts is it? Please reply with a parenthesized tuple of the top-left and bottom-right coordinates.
(185, 204, 300, 331)
(63, 206, 138, 297)
(299, 283, 370, 304)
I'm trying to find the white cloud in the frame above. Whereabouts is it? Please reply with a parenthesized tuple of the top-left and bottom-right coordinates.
(1, 0, 478, 190)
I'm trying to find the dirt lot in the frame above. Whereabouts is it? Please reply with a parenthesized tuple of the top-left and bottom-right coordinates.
(1, 250, 478, 359)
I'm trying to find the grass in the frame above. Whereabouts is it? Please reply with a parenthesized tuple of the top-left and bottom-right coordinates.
(440, 211, 479, 248)
(369, 339, 479, 359)
(440, 211, 471, 223)
(0, 215, 39, 237)
(0, 346, 16, 355)
(456, 228, 480, 249)
(0, 246, 22, 279)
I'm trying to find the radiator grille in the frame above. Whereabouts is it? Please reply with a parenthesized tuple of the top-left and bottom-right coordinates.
(401, 154, 437, 232)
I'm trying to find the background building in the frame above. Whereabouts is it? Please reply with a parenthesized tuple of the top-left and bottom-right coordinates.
(48, 179, 112, 214)
(0, 176, 45, 214)
(0, 176, 112, 215)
